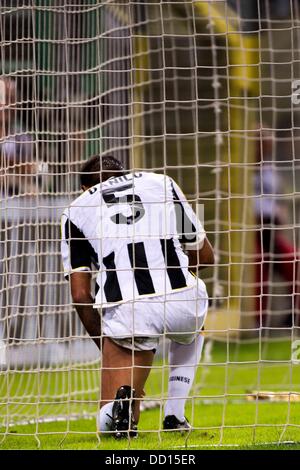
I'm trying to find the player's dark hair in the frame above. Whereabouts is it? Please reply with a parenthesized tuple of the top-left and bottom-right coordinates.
(80, 155, 125, 187)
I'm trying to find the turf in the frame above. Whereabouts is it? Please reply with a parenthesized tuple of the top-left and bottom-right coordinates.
(1, 338, 300, 450)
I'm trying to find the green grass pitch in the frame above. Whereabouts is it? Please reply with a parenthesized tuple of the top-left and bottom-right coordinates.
(1, 339, 300, 450)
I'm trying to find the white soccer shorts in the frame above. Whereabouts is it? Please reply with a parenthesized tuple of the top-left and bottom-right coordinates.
(101, 280, 208, 351)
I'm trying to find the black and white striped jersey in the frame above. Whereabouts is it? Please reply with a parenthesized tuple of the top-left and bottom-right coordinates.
(61, 171, 206, 307)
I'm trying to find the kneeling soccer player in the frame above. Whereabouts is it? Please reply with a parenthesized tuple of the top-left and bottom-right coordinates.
(61, 155, 214, 438)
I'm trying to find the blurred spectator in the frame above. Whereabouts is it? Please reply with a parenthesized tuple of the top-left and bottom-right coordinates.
(254, 127, 300, 327)
(0, 77, 17, 138)
(0, 134, 48, 196)
(0, 77, 48, 196)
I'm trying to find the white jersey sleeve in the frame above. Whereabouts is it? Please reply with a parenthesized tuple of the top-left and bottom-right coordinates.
(169, 177, 206, 250)
(61, 211, 96, 279)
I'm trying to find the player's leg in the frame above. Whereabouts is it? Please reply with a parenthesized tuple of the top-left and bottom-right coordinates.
(163, 334, 204, 429)
(163, 283, 208, 430)
(98, 337, 154, 436)
(101, 337, 154, 417)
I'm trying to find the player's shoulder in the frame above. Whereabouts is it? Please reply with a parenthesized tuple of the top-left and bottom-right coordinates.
(102, 171, 172, 190)
(62, 183, 101, 220)
(138, 171, 173, 186)
(133, 171, 174, 194)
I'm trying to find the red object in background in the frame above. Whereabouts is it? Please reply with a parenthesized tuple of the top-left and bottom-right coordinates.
(255, 225, 300, 327)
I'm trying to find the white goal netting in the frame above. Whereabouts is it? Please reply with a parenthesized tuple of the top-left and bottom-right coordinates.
(1, 0, 300, 448)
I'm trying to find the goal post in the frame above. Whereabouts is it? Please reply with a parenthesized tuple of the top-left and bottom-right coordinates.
(194, 1, 260, 337)
(129, 0, 260, 337)
(1, 0, 300, 449)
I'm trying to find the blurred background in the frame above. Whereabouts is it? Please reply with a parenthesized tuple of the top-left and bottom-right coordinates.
(0, 0, 300, 415)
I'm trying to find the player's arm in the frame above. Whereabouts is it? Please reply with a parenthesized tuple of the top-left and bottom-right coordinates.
(61, 214, 101, 350)
(187, 237, 214, 273)
(70, 271, 100, 350)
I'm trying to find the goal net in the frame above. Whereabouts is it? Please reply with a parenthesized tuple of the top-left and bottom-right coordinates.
(1, 0, 300, 448)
